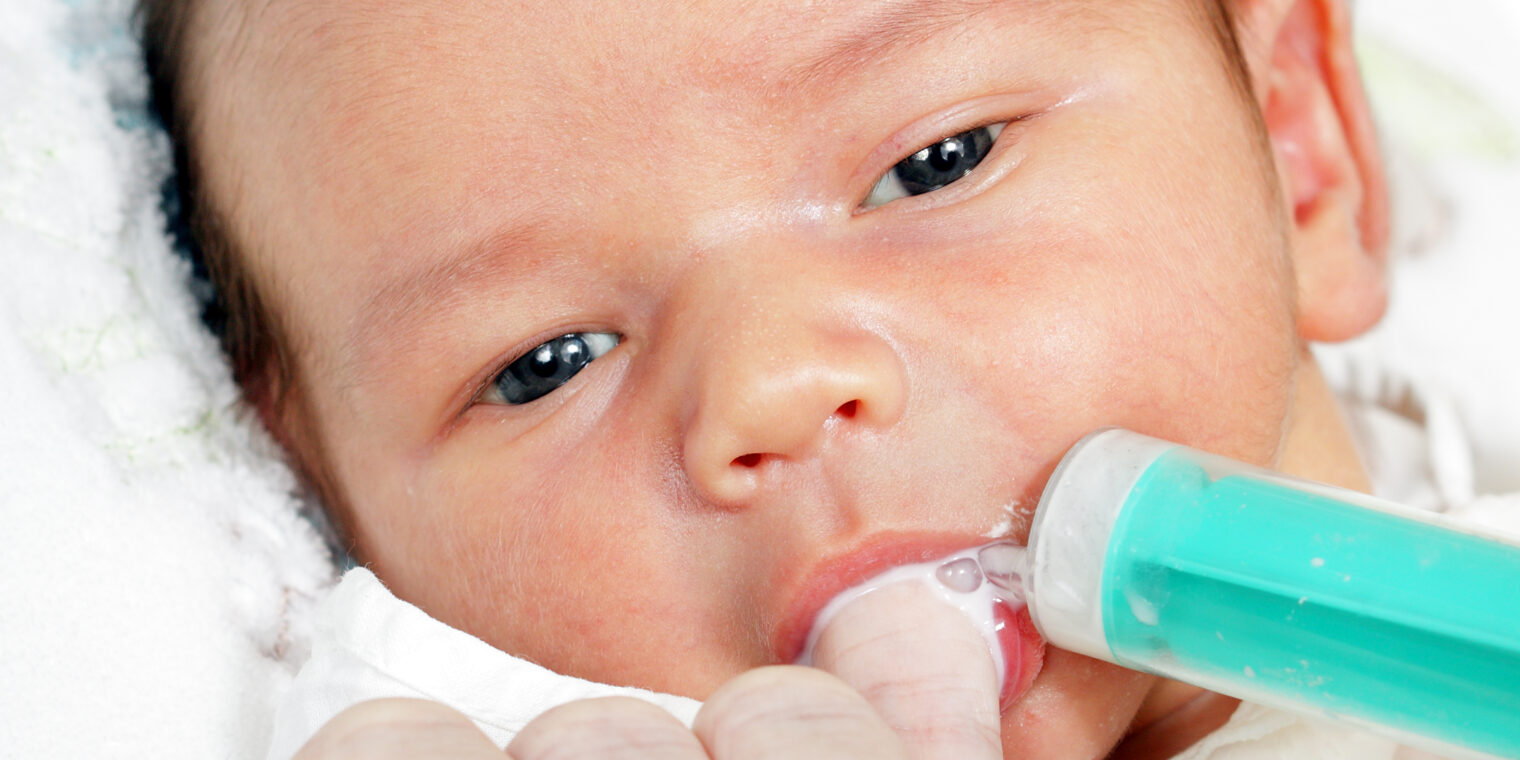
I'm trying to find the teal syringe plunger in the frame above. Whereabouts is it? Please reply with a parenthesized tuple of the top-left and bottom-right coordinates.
(1002, 429, 1520, 758)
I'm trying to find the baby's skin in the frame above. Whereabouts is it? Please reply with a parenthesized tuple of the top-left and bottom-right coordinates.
(183, 0, 1389, 754)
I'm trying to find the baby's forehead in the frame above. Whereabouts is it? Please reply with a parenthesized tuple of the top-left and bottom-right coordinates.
(230, 0, 1088, 113)
(216, 0, 1126, 203)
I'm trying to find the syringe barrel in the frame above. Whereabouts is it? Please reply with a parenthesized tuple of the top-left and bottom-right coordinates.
(1027, 429, 1520, 759)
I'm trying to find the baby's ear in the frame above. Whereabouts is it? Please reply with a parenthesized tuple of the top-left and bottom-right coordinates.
(1235, 0, 1390, 342)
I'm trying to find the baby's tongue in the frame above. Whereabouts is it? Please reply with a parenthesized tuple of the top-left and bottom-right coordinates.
(807, 582, 1003, 760)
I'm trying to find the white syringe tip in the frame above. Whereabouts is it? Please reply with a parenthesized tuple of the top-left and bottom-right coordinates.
(977, 542, 1028, 600)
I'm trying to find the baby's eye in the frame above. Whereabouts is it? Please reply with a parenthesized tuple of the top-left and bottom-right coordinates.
(863, 123, 1005, 209)
(482, 332, 620, 405)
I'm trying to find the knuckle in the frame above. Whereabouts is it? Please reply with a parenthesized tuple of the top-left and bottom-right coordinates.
(295, 698, 483, 760)
(695, 667, 903, 760)
(894, 720, 1003, 754)
(702, 666, 859, 721)
(860, 674, 986, 707)
(510, 697, 704, 760)
(859, 678, 1002, 758)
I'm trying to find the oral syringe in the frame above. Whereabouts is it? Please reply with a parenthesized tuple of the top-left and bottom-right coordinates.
(992, 428, 1520, 759)
(796, 429, 1520, 757)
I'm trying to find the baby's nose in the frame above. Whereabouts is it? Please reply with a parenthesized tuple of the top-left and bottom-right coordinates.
(680, 313, 908, 507)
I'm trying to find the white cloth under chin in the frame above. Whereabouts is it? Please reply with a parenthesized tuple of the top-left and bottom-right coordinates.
(264, 567, 702, 759)
(268, 397, 1518, 760)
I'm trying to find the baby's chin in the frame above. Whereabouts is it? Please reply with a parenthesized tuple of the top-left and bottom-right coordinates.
(998, 647, 1155, 760)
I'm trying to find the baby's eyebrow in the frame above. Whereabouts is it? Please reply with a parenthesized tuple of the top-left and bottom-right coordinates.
(343, 218, 559, 382)
(782, 0, 1016, 94)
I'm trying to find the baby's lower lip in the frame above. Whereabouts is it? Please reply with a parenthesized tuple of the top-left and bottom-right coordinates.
(997, 599, 1047, 711)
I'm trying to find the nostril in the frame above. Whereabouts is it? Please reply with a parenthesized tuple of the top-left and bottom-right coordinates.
(835, 400, 859, 419)
(733, 453, 763, 468)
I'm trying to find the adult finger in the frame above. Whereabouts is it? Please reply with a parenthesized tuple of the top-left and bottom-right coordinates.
(508, 696, 709, 760)
(693, 665, 907, 760)
(809, 581, 1003, 760)
(293, 698, 504, 760)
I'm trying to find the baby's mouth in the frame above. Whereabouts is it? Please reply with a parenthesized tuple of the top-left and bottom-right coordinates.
(794, 542, 1047, 711)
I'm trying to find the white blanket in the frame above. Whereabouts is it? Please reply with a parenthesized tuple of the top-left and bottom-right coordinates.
(1, 1, 332, 757)
(1, 0, 1516, 758)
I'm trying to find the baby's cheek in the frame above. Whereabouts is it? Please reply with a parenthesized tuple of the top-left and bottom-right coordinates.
(383, 428, 755, 696)
(949, 244, 1294, 471)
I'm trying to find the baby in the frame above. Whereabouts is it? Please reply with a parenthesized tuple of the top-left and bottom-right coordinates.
(139, 0, 1394, 756)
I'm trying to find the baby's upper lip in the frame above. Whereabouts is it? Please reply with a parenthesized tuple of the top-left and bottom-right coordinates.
(772, 531, 1024, 663)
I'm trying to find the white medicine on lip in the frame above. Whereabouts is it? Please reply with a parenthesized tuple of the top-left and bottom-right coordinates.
(794, 542, 1029, 692)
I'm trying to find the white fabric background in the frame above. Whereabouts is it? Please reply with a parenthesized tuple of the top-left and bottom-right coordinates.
(0, 2, 333, 757)
(1321, 0, 1520, 493)
(1, 1, 1515, 757)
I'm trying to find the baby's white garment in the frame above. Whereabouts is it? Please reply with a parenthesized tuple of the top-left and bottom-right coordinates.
(265, 568, 701, 759)
(1172, 702, 1399, 760)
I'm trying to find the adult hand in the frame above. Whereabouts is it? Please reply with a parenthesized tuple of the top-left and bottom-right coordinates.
(295, 582, 1002, 760)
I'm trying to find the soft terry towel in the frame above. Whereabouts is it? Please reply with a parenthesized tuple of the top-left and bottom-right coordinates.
(0, 1, 332, 757)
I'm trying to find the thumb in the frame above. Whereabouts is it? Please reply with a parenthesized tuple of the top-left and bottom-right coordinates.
(294, 698, 505, 760)
(809, 580, 1003, 760)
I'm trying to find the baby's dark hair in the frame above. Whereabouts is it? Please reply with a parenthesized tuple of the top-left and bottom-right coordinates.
(139, 0, 356, 529)
(139, 0, 293, 412)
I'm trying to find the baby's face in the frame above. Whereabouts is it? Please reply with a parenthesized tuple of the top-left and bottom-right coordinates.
(209, 0, 1317, 754)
